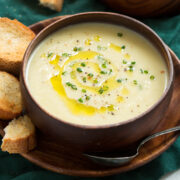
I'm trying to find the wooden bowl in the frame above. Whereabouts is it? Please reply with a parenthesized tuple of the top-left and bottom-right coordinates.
(102, 0, 180, 17)
(20, 12, 174, 153)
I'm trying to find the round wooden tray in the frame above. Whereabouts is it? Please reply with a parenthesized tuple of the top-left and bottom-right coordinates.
(1, 16, 180, 177)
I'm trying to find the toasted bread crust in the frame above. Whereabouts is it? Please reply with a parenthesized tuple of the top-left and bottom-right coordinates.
(0, 71, 22, 120)
(0, 18, 35, 75)
(40, 0, 64, 11)
(1, 133, 36, 154)
(0, 104, 20, 120)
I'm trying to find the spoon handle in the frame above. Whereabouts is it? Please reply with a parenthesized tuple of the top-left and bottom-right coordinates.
(139, 125, 180, 149)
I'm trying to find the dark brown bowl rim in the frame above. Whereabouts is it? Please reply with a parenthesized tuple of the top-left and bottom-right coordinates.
(22, 12, 174, 129)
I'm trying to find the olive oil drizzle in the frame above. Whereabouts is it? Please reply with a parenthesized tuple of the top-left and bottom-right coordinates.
(49, 51, 123, 115)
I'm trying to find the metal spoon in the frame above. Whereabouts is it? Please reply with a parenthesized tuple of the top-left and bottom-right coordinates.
(84, 126, 180, 166)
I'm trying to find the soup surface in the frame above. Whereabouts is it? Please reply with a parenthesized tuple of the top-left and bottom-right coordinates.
(27, 23, 168, 126)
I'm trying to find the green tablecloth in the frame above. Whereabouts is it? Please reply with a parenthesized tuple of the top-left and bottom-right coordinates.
(0, 0, 179, 179)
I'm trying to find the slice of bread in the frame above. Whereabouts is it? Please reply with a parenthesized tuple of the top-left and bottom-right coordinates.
(1, 115, 36, 154)
(0, 71, 22, 120)
(0, 18, 35, 75)
(40, 0, 64, 12)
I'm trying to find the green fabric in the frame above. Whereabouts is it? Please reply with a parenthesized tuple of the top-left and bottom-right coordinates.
(0, 0, 179, 179)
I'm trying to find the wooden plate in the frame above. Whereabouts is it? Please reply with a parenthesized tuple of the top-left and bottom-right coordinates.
(0, 16, 180, 177)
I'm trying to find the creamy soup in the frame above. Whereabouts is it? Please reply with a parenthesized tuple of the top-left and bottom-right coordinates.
(27, 23, 168, 126)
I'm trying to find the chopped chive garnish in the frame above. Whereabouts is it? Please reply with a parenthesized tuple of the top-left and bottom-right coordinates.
(62, 53, 70, 57)
(66, 82, 72, 86)
(78, 98, 83, 103)
(66, 82, 77, 90)
(77, 67, 82, 73)
(129, 68, 133, 72)
(62, 71, 66, 75)
(117, 79, 122, 83)
(86, 96, 90, 101)
(93, 79, 98, 84)
(117, 32, 123, 37)
(131, 61, 136, 65)
(123, 60, 127, 64)
(133, 80, 138, 85)
(81, 62, 86, 67)
(82, 89, 86, 93)
(144, 70, 148, 74)
(150, 75, 155, 80)
(98, 86, 109, 94)
(71, 85, 77, 90)
(121, 45, 126, 49)
(82, 77, 86, 82)
(109, 69, 113, 74)
(47, 52, 53, 58)
(100, 71, 107, 74)
(140, 68, 143, 74)
(88, 73, 94, 77)
(73, 47, 77, 51)
(73, 47, 82, 51)
(102, 63, 107, 68)
(129, 65, 134, 72)
(98, 88, 104, 94)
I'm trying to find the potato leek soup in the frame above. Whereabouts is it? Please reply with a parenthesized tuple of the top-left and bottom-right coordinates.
(27, 23, 168, 126)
